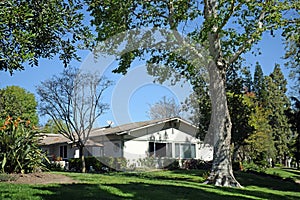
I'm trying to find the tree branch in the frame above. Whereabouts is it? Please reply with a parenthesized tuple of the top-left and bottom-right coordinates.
(229, 8, 266, 64)
(217, 0, 243, 33)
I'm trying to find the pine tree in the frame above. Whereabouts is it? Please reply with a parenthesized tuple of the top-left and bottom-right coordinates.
(265, 64, 292, 165)
(253, 62, 265, 102)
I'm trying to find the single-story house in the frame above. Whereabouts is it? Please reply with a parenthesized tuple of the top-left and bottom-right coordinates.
(39, 117, 213, 168)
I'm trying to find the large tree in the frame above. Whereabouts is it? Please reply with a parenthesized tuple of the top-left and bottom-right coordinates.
(147, 96, 181, 120)
(0, 86, 38, 125)
(36, 67, 112, 173)
(253, 62, 265, 103)
(42, 119, 68, 134)
(288, 97, 300, 169)
(265, 65, 292, 164)
(283, 12, 300, 97)
(0, 0, 89, 74)
(88, 0, 299, 186)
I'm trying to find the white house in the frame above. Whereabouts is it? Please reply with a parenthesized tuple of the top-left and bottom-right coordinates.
(39, 117, 213, 168)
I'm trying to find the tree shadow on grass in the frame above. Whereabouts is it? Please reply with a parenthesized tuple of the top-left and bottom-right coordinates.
(235, 171, 300, 192)
(33, 180, 300, 200)
(281, 168, 300, 178)
(117, 169, 206, 183)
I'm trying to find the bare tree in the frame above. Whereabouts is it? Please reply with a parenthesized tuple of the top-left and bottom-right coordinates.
(147, 96, 181, 120)
(37, 67, 113, 172)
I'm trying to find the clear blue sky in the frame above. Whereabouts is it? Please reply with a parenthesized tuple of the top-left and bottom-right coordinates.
(0, 30, 291, 127)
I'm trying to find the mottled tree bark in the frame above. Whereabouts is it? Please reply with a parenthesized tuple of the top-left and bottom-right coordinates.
(205, 61, 241, 187)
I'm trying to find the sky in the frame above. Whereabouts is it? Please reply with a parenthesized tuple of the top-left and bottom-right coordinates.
(0, 29, 292, 127)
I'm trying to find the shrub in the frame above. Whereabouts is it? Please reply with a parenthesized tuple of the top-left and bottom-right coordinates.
(0, 117, 48, 173)
(181, 159, 212, 170)
(163, 158, 180, 170)
(69, 156, 128, 172)
(242, 161, 266, 173)
(0, 173, 17, 182)
(137, 156, 156, 169)
(182, 159, 198, 169)
(44, 162, 64, 172)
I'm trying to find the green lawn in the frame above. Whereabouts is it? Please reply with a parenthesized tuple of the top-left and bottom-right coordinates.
(266, 168, 300, 181)
(0, 169, 299, 200)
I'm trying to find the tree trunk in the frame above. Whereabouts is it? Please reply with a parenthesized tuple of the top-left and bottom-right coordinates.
(232, 143, 241, 162)
(205, 61, 241, 187)
(79, 145, 86, 173)
(297, 134, 300, 169)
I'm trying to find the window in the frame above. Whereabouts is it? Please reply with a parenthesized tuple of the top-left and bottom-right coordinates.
(156, 143, 166, 157)
(149, 142, 155, 156)
(59, 145, 67, 158)
(166, 143, 172, 157)
(175, 143, 196, 159)
(149, 142, 171, 157)
(175, 143, 180, 158)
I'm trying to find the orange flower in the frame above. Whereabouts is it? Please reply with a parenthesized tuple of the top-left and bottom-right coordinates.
(4, 120, 10, 126)
(14, 121, 19, 128)
(26, 120, 31, 126)
(6, 116, 12, 121)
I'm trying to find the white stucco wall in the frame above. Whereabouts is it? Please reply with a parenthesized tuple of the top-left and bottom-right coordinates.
(122, 127, 206, 164)
(123, 140, 149, 166)
(83, 121, 213, 163)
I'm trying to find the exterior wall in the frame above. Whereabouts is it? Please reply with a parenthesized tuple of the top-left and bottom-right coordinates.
(122, 127, 204, 164)
(123, 140, 149, 166)
(40, 119, 213, 164)
(102, 140, 122, 158)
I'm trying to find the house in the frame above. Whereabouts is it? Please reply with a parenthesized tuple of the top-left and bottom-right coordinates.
(39, 117, 213, 168)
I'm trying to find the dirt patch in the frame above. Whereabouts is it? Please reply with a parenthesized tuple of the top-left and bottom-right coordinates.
(9, 173, 78, 185)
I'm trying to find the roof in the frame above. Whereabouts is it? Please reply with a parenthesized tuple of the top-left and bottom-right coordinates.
(89, 117, 197, 137)
(40, 117, 197, 145)
(39, 133, 69, 145)
(39, 133, 103, 146)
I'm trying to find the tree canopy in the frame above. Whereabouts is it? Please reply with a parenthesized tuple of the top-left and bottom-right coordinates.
(147, 96, 181, 120)
(87, 0, 299, 187)
(0, 85, 38, 125)
(0, 0, 90, 74)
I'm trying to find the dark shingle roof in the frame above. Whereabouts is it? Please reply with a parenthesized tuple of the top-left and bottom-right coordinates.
(40, 117, 195, 145)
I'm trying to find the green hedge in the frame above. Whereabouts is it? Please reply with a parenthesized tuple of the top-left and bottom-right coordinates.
(68, 157, 127, 172)
(181, 159, 212, 170)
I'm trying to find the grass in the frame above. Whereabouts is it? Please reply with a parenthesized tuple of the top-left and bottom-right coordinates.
(266, 168, 300, 181)
(0, 169, 299, 200)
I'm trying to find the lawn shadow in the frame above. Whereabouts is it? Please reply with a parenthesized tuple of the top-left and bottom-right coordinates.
(118, 169, 206, 183)
(281, 168, 300, 178)
(33, 183, 121, 200)
(32, 178, 300, 200)
(235, 171, 300, 192)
